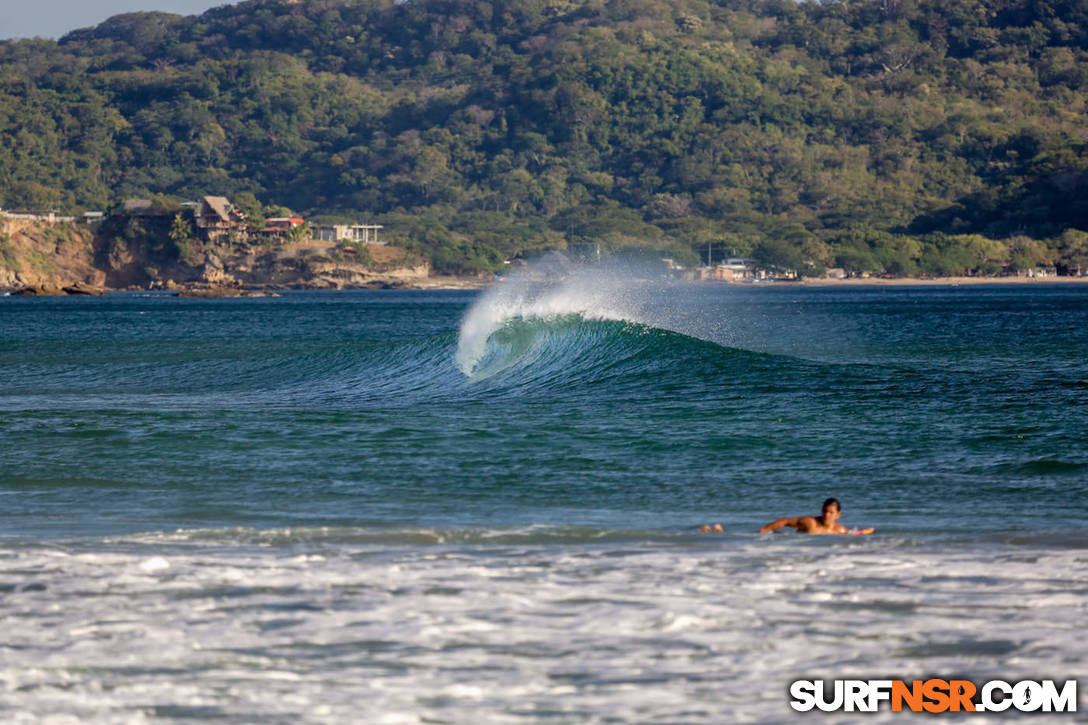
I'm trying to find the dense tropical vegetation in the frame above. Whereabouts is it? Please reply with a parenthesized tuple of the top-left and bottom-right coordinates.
(1, 0, 1086, 275)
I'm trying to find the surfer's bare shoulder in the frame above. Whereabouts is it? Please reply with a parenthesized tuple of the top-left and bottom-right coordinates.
(758, 516, 801, 533)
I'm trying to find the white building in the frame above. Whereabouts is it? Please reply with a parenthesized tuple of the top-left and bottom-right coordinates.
(313, 224, 384, 245)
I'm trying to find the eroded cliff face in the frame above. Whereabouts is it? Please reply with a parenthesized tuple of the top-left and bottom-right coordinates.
(0, 218, 105, 289)
(0, 219, 429, 290)
(205, 240, 430, 289)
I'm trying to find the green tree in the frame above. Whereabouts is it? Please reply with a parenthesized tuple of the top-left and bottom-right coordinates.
(6, 181, 62, 210)
(232, 192, 265, 228)
(1056, 229, 1088, 275)
(169, 212, 193, 243)
(835, 247, 880, 276)
(1006, 236, 1053, 273)
(752, 240, 810, 277)
(287, 221, 311, 242)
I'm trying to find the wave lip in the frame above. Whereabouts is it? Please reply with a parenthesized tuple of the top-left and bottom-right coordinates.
(456, 267, 642, 378)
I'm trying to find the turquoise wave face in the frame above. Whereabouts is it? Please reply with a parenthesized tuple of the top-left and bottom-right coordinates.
(461, 313, 764, 399)
(464, 313, 594, 382)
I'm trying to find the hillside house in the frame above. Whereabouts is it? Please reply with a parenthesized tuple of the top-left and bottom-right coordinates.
(260, 217, 305, 239)
(687, 259, 753, 281)
(313, 223, 384, 245)
(112, 199, 162, 217)
(195, 196, 247, 243)
(717, 258, 753, 282)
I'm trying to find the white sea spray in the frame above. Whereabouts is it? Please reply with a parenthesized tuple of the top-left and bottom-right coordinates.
(455, 259, 677, 377)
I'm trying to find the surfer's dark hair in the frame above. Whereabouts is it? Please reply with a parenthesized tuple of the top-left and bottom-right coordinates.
(822, 497, 841, 512)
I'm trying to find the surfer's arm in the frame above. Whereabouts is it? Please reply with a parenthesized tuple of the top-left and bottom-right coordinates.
(759, 517, 800, 533)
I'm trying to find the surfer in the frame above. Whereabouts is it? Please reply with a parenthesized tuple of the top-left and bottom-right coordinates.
(759, 497, 850, 534)
(699, 498, 872, 534)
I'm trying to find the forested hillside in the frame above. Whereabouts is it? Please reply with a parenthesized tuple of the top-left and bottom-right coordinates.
(1, 0, 1086, 275)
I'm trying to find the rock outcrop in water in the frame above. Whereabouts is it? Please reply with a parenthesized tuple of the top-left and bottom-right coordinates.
(10, 284, 67, 296)
(175, 286, 279, 298)
(10, 283, 107, 296)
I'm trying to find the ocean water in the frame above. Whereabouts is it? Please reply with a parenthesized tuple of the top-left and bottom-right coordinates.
(1, 272, 1086, 723)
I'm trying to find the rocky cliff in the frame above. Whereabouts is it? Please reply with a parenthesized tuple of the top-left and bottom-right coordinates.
(0, 218, 436, 291)
(206, 240, 431, 290)
(0, 218, 105, 289)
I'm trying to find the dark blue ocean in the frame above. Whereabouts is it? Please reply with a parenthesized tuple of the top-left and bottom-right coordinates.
(2, 276, 1086, 722)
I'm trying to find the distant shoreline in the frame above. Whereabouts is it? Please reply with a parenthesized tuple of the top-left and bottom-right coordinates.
(793, 275, 1088, 287)
(6, 274, 1088, 295)
(422, 274, 1088, 291)
(443, 275, 1088, 290)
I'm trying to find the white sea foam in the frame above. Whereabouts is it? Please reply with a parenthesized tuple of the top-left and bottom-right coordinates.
(0, 534, 1085, 722)
(137, 556, 170, 573)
